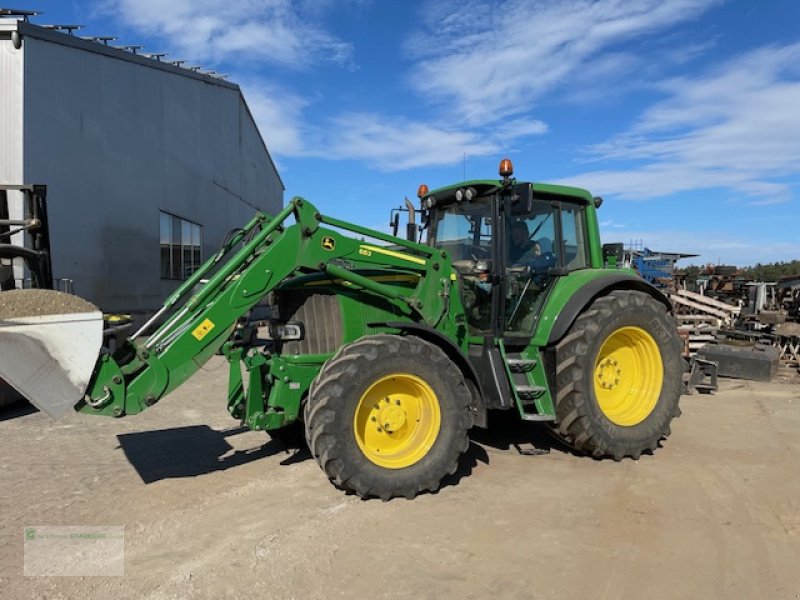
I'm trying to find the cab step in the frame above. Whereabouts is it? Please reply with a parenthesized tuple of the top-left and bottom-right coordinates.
(498, 342, 556, 423)
(515, 384, 546, 398)
(506, 358, 537, 372)
(520, 413, 555, 422)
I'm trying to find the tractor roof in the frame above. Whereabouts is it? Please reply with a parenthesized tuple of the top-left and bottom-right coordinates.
(426, 179, 594, 205)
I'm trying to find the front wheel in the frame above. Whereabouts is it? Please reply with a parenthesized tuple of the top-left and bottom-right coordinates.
(304, 334, 472, 500)
(552, 290, 683, 459)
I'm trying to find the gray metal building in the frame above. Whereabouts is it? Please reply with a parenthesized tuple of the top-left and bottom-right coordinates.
(0, 17, 283, 314)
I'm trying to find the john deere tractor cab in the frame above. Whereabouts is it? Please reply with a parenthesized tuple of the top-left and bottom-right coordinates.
(424, 165, 585, 339)
(0, 159, 683, 500)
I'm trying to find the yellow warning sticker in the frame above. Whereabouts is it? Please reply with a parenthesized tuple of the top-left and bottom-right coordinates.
(192, 318, 216, 341)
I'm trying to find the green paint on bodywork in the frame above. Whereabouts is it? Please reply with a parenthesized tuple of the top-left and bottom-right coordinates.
(79, 196, 463, 428)
(77, 176, 653, 433)
(532, 268, 639, 347)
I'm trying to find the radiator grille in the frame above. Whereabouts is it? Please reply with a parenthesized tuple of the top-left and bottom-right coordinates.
(278, 292, 343, 355)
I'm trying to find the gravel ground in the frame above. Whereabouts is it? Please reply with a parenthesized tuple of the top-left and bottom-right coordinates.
(0, 290, 98, 319)
(0, 365, 799, 599)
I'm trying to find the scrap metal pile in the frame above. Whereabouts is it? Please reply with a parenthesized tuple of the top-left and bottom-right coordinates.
(669, 267, 800, 387)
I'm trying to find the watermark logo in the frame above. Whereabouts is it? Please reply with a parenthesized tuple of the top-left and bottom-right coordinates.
(23, 525, 124, 576)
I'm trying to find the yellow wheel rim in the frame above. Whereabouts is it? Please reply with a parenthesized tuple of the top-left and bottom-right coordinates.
(594, 326, 663, 427)
(353, 373, 441, 469)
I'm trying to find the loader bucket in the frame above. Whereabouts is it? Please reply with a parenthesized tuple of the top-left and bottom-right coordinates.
(0, 311, 103, 418)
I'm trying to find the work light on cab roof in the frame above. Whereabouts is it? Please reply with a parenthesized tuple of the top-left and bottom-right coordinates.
(418, 183, 436, 209)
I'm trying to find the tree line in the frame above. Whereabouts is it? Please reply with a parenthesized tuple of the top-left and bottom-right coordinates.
(679, 260, 800, 281)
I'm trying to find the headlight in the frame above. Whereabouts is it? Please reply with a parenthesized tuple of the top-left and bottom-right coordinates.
(268, 321, 305, 341)
(424, 196, 436, 209)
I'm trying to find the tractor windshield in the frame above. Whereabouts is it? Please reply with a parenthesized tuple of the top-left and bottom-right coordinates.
(430, 197, 494, 332)
(429, 197, 492, 262)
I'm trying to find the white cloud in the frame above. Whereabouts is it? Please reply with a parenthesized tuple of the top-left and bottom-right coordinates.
(294, 112, 549, 171)
(407, 0, 720, 124)
(240, 102, 547, 171)
(562, 43, 800, 203)
(103, 0, 353, 69)
(310, 113, 503, 171)
(494, 118, 549, 139)
(240, 82, 308, 157)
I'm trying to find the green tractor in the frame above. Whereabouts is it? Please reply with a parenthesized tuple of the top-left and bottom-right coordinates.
(0, 159, 683, 499)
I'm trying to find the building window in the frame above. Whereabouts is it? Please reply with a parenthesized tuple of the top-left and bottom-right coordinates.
(160, 212, 202, 280)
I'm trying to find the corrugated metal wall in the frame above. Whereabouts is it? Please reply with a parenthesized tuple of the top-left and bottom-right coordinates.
(0, 32, 24, 184)
(0, 29, 26, 284)
(15, 29, 283, 313)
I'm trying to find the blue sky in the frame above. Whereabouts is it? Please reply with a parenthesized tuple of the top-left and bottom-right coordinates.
(10, 0, 800, 266)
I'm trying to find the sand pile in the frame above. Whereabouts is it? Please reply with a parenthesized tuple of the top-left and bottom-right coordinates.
(0, 289, 98, 320)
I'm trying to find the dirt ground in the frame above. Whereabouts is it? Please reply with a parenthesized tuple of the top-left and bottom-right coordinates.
(1, 361, 799, 600)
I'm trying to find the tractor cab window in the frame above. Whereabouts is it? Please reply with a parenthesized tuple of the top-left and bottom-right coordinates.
(505, 201, 558, 335)
(430, 197, 493, 332)
(431, 198, 492, 261)
(560, 204, 588, 270)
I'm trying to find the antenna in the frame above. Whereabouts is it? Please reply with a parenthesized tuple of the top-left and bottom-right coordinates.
(463, 152, 466, 181)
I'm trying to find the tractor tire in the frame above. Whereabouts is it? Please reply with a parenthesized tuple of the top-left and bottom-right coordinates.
(552, 290, 683, 460)
(304, 334, 472, 500)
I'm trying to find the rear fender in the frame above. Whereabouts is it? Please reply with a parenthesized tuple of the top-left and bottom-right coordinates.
(543, 273, 672, 346)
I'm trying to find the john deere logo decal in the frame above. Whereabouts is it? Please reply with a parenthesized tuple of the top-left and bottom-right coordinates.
(322, 237, 336, 251)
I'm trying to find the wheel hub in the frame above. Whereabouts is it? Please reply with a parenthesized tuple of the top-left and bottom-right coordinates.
(376, 401, 407, 432)
(593, 326, 663, 427)
(353, 374, 441, 469)
(595, 357, 622, 390)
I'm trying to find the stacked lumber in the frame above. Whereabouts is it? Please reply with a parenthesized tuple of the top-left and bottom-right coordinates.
(670, 289, 742, 356)
(669, 289, 740, 327)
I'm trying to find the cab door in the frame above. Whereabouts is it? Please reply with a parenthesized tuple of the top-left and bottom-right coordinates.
(502, 191, 590, 340)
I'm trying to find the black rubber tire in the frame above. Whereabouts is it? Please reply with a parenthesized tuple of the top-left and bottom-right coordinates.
(551, 290, 683, 460)
(304, 334, 472, 500)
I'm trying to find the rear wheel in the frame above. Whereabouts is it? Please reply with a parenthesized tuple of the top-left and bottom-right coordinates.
(552, 290, 683, 459)
(304, 334, 472, 499)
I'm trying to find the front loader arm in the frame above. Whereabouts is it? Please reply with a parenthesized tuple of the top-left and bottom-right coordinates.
(78, 197, 454, 418)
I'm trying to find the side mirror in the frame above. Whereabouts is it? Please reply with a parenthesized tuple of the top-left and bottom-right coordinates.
(510, 183, 533, 216)
(390, 212, 400, 237)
